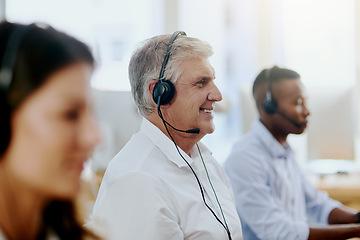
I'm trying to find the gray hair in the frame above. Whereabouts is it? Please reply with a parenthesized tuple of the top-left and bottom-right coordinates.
(128, 33, 213, 116)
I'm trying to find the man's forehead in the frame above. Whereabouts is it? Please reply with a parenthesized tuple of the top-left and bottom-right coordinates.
(272, 78, 302, 96)
(178, 57, 215, 78)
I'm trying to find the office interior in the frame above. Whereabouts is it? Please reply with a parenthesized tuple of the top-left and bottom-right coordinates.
(2, 0, 360, 219)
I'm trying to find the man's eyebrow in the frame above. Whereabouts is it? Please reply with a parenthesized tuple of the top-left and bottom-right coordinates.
(196, 75, 216, 81)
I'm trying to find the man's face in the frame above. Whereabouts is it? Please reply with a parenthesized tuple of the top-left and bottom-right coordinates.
(270, 78, 310, 135)
(162, 57, 222, 136)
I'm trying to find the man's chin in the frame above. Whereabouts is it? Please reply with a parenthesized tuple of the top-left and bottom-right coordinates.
(292, 127, 306, 135)
(202, 125, 215, 135)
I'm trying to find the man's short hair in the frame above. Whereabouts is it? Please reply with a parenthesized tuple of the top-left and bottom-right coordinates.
(252, 65, 300, 97)
(128, 34, 213, 116)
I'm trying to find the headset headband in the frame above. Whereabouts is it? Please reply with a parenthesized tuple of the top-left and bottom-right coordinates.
(158, 31, 186, 82)
(265, 68, 272, 102)
(0, 24, 36, 91)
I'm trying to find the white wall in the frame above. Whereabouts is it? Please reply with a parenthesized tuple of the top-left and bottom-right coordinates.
(5, 0, 360, 171)
(5, 0, 164, 91)
(0, 0, 5, 21)
(91, 90, 142, 172)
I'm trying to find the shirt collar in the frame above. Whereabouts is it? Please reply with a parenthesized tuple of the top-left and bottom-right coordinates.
(189, 141, 213, 164)
(252, 119, 292, 160)
(140, 118, 212, 168)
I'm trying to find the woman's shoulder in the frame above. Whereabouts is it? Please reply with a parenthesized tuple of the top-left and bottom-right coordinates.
(0, 227, 6, 240)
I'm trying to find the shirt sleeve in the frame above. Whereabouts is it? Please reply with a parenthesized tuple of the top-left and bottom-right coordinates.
(90, 171, 184, 240)
(224, 145, 309, 240)
(301, 173, 342, 224)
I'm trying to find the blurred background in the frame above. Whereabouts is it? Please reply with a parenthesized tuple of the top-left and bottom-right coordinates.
(2, 0, 360, 214)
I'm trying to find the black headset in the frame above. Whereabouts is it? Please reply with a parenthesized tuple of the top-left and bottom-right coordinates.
(0, 24, 35, 153)
(0, 24, 34, 92)
(152, 30, 199, 135)
(152, 31, 186, 107)
(263, 67, 278, 114)
(153, 31, 232, 240)
(262, 66, 302, 128)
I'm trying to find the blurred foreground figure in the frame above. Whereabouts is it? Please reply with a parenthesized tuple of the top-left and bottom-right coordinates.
(0, 21, 101, 240)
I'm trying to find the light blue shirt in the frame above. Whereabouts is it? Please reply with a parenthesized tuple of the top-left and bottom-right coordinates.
(224, 120, 341, 240)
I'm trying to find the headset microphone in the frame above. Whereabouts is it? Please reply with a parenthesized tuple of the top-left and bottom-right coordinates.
(263, 67, 302, 128)
(157, 106, 200, 134)
(153, 31, 200, 135)
(163, 121, 200, 134)
(274, 108, 301, 128)
(153, 31, 232, 240)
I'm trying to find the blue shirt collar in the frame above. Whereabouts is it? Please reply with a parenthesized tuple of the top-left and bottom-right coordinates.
(252, 119, 292, 160)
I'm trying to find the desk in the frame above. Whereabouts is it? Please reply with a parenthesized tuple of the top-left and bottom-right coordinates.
(315, 174, 360, 210)
(315, 174, 360, 240)
(75, 170, 105, 223)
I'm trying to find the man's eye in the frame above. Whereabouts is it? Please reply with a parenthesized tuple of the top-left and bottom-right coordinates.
(197, 80, 206, 86)
(296, 98, 304, 106)
(65, 110, 79, 121)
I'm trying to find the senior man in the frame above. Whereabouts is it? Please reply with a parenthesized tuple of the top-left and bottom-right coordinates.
(90, 32, 242, 240)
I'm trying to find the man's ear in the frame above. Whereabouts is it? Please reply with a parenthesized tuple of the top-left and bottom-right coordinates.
(148, 79, 158, 96)
(148, 79, 172, 109)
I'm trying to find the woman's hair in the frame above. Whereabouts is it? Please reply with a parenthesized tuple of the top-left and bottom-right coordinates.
(0, 21, 98, 239)
(128, 33, 213, 116)
(0, 21, 95, 153)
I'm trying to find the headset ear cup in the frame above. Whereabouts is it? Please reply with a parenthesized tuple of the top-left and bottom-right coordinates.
(0, 93, 11, 154)
(152, 80, 175, 106)
(263, 98, 278, 115)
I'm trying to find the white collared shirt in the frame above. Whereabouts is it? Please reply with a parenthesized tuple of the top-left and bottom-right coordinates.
(0, 228, 5, 240)
(89, 118, 242, 240)
(224, 120, 341, 240)
(0, 227, 59, 240)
